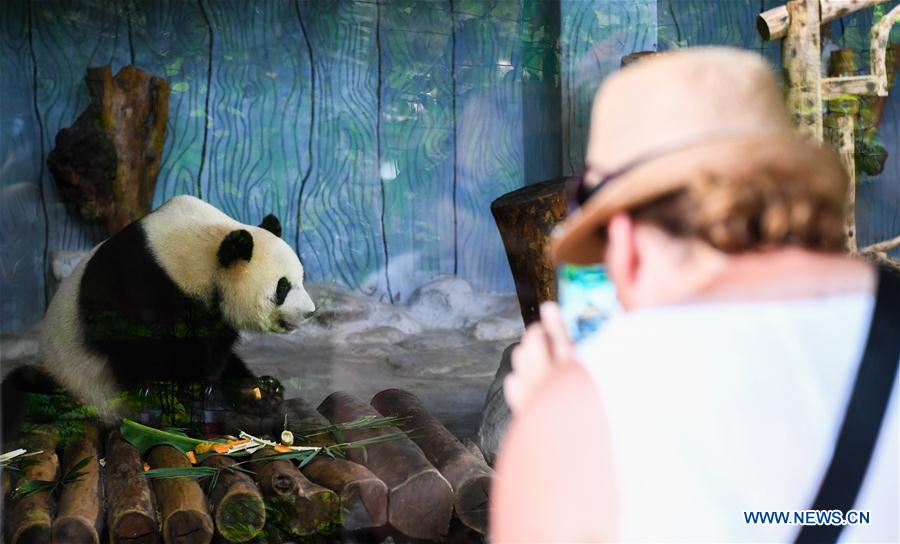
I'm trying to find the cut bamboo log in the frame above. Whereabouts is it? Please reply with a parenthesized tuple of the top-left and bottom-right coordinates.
(371, 389, 493, 534)
(280, 398, 388, 531)
(200, 455, 265, 542)
(250, 448, 339, 536)
(491, 178, 568, 325)
(53, 426, 104, 544)
(757, 0, 888, 41)
(7, 426, 59, 544)
(104, 431, 160, 544)
(318, 392, 454, 540)
(303, 457, 388, 531)
(146, 446, 213, 544)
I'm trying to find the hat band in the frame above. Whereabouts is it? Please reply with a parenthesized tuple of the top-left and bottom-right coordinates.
(569, 128, 788, 213)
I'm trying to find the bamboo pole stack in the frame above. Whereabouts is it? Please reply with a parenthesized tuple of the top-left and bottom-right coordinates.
(3, 389, 492, 542)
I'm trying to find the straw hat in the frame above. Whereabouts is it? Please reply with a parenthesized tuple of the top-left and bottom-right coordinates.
(550, 47, 848, 264)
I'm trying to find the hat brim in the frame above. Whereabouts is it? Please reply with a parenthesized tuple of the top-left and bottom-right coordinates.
(549, 134, 846, 265)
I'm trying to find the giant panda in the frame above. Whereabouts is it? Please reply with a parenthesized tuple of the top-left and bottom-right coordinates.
(2, 195, 315, 439)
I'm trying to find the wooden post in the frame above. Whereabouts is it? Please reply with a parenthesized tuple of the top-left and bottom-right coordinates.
(146, 446, 214, 544)
(783, 0, 824, 141)
(105, 431, 160, 544)
(6, 426, 59, 544)
(491, 178, 568, 325)
(53, 426, 104, 544)
(47, 65, 169, 236)
(825, 50, 861, 252)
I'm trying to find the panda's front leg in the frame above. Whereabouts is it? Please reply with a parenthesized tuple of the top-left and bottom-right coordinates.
(222, 353, 255, 382)
(221, 353, 284, 416)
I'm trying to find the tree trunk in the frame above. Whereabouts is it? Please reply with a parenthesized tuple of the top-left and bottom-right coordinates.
(47, 65, 169, 236)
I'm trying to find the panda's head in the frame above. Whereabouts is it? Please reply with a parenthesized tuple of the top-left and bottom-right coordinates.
(215, 214, 315, 333)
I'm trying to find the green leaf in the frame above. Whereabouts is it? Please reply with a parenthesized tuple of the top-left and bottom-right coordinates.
(120, 419, 208, 454)
(144, 466, 219, 480)
(61, 456, 92, 484)
(14, 479, 56, 498)
(171, 81, 190, 93)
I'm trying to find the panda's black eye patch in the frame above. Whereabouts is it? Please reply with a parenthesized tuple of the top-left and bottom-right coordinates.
(275, 277, 291, 306)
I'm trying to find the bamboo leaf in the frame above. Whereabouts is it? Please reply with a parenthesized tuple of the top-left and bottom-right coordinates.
(144, 466, 219, 480)
(120, 419, 215, 454)
(297, 451, 317, 469)
(13, 479, 56, 498)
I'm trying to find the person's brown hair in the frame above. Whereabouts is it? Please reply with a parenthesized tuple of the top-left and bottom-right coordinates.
(626, 152, 848, 253)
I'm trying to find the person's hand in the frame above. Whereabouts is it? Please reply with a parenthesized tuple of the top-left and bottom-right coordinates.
(504, 302, 576, 413)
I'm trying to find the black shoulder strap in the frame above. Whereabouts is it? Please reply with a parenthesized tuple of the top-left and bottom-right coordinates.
(796, 266, 900, 544)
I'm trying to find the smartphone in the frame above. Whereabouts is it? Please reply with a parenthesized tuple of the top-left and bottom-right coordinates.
(557, 263, 620, 343)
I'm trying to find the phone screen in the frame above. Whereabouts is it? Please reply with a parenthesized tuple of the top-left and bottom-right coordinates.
(557, 263, 620, 343)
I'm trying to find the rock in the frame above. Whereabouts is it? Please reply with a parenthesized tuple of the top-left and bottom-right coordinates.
(345, 326, 408, 345)
(476, 342, 517, 466)
(473, 316, 523, 341)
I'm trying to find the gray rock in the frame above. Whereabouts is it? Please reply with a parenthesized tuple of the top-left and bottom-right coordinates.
(476, 342, 517, 466)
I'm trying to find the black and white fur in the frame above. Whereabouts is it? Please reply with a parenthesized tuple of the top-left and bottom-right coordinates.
(2, 196, 314, 438)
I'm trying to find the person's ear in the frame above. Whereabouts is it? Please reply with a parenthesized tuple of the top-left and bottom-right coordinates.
(606, 213, 638, 307)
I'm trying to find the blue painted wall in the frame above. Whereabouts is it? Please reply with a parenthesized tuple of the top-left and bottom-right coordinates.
(2, 0, 899, 332)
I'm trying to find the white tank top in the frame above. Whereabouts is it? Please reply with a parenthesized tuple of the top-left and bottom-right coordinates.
(576, 293, 899, 542)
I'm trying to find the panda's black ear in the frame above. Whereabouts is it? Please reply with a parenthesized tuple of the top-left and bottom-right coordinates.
(259, 214, 282, 238)
(218, 229, 254, 267)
